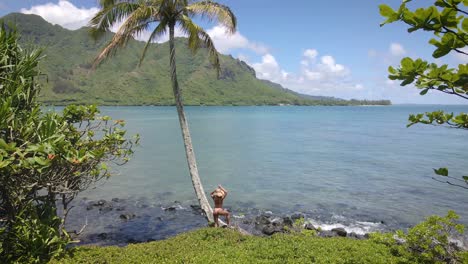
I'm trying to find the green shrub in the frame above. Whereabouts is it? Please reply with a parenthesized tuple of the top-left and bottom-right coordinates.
(4, 204, 69, 264)
(51, 228, 407, 263)
(371, 211, 465, 263)
(0, 24, 136, 264)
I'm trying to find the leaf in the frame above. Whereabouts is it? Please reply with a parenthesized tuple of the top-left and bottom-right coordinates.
(33, 156, 48, 166)
(379, 4, 396, 17)
(462, 18, 468, 33)
(379, 4, 399, 26)
(432, 47, 451, 58)
(433, 167, 448, 176)
(420, 88, 429, 95)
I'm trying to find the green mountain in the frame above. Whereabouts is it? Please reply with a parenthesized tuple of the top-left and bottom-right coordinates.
(2, 13, 391, 106)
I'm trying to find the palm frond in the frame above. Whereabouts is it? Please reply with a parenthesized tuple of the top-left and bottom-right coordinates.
(139, 20, 168, 66)
(179, 15, 220, 76)
(92, 5, 157, 68)
(88, 1, 141, 40)
(184, 1, 236, 33)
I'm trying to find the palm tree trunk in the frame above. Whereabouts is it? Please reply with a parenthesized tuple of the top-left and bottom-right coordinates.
(168, 23, 214, 223)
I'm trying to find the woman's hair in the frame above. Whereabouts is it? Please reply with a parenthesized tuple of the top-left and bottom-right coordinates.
(212, 188, 225, 198)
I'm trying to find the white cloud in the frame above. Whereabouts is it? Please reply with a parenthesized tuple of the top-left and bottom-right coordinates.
(244, 48, 363, 98)
(354, 84, 364, 90)
(207, 25, 268, 55)
(303, 49, 318, 60)
(20, 0, 99, 30)
(389, 43, 406, 56)
(251, 54, 282, 81)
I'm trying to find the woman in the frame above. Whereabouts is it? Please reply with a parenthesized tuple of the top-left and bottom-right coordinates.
(210, 185, 230, 227)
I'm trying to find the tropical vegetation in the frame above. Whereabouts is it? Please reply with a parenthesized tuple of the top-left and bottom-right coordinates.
(51, 214, 468, 264)
(380, 0, 467, 188)
(0, 25, 137, 263)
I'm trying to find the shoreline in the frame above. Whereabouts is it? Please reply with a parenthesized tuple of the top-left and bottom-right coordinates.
(65, 196, 468, 249)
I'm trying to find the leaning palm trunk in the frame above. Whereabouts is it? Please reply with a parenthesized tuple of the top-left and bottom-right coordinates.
(168, 24, 214, 223)
(90, 0, 238, 226)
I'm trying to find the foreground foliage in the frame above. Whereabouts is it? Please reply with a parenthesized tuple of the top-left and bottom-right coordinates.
(0, 25, 137, 263)
(53, 227, 468, 264)
(371, 211, 466, 263)
(52, 228, 408, 264)
(380, 0, 467, 188)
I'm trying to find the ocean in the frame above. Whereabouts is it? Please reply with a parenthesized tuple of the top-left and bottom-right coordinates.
(64, 105, 468, 244)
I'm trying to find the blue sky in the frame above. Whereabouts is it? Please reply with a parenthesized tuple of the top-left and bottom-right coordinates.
(1, 0, 467, 104)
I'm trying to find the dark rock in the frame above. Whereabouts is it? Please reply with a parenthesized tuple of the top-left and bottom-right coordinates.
(270, 217, 282, 227)
(291, 213, 304, 221)
(111, 198, 120, 202)
(255, 215, 271, 226)
(304, 223, 317, 230)
(282, 217, 293, 227)
(97, 233, 108, 240)
(115, 206, 126, 211)
(242, 219, 252, 225)
(190, 205, 202, 214)
(331, 227, 347, 237)
(262, 225, 280, 235)
(164, 206, 177, 211)
(99, 204, 113, 213)
(120, 213, 136, 221)
(95, 199, 107, 206)
(126, 238, 139, 244)
(319, 230, 338, 238)
(86, 204, 94, 210)
(348, 232, 365, 239)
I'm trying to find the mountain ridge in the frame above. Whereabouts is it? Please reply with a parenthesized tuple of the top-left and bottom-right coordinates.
(1, 13, 391, 106)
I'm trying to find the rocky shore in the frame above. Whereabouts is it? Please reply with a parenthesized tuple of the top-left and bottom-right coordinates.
(64, 195, 389, 246)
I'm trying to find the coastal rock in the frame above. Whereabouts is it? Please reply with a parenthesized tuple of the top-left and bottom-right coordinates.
(318, 230, 338, 238)
(304, 223, 317, 230)
(282, 216, 293, 227)
(331, 228, 347, 237)
(291, 213, 304, 221)
(97, 233, 108, 240)
(120, 213, 136, 221)
(94, 199, 108, 206)
(190, 205, 203, 214)
(270, 217, 283, 226)
(262, 225, 281, 235)
(99, 204, 113, 213)
(115, 206, 126, 211)
(164, 206, 177, 211)
(255, 215, 271, 226)
(111, 198, 121, 202)
(348, 232, 366, 240)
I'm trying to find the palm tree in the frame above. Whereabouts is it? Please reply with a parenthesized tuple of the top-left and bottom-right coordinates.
(89, 0, 236, 223)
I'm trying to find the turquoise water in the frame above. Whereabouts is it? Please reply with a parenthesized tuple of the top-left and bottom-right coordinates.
(78, 105, 468, 234)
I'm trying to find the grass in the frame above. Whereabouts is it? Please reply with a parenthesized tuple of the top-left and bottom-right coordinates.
(52, 228, 409, 264)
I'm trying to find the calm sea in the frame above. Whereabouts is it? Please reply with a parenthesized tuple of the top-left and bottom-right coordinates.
(69, 105, 468, 240)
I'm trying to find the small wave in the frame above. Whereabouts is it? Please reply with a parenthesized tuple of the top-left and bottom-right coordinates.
(307, 217, 384, 235)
